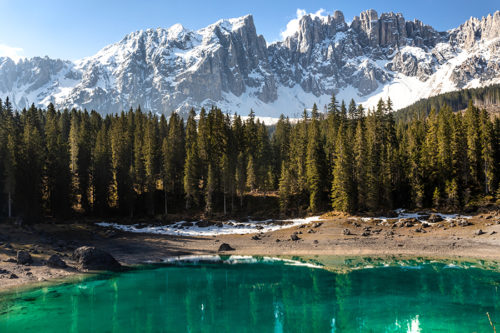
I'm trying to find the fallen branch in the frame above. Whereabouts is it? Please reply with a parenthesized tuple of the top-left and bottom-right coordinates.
(487, 312, 496, 333)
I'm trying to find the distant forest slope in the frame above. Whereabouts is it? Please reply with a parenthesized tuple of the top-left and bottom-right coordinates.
(395, 84, 500, 121)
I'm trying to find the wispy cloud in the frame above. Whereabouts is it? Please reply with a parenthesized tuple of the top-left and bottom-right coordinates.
(0, 44, 25, 62)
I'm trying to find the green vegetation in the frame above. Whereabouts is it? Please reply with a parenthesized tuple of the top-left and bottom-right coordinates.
(395, 83, 500, 121)
(0, 94, 499, 221)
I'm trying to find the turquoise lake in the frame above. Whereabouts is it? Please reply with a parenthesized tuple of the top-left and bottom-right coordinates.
(1, 257, 500, 332)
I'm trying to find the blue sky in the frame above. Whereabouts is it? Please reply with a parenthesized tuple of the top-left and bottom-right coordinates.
(0, 0, 498, 61)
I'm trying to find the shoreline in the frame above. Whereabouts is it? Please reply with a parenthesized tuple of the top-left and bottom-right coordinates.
(1, 209, 499, 294)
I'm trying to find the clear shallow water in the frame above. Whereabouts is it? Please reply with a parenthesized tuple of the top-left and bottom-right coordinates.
(1, 258, 500, 332)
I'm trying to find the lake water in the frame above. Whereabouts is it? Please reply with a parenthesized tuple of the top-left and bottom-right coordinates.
(1, 257, 500, 332)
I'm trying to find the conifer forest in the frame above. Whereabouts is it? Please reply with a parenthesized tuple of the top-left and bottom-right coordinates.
(0, 93, 499, 221)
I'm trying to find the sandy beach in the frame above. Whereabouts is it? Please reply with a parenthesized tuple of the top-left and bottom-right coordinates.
(1, 208, 499, 292)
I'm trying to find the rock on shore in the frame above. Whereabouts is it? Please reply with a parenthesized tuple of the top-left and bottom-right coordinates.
(72, 246, 122, 271)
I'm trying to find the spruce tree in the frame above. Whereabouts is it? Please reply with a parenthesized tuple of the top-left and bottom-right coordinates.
(162, 112, 185, 215)
(93, 125, 112, 215)
(331, 124, 355, 213)
(44, 104, 71, 217)
(183, 109, 199, 210)
(306, 104, 324, 213)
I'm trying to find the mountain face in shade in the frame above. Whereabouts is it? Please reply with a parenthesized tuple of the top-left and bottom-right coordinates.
(1, 10, 499, 118)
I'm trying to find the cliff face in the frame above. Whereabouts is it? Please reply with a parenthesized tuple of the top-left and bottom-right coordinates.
(1, 10, 499, 117)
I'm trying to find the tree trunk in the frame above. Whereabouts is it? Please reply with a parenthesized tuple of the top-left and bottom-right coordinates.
(485, 164, 489, 194)
(231, 193, 235, 213)
(164, 191, 168, 215)
(8, 191, 12, 218)
(223, 193, 227, 216)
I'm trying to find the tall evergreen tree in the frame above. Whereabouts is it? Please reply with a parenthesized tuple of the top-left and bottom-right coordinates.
(162, 112, 185, 214)
(183, 109, 200, 210)
(331, 124, 355, 213)
(44, 104, 71, 217)
(306, 104, 325, 213)
(93, 125, 112, 216)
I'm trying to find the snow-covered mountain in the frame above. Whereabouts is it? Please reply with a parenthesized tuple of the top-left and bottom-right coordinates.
(1, 9, 499, 119)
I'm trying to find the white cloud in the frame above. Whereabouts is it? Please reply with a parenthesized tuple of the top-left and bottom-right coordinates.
(280, 8, 329, 40)
(0, 44, 25, 62)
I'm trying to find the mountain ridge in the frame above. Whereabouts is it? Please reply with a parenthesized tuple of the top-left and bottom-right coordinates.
(1, 9, 499, 119)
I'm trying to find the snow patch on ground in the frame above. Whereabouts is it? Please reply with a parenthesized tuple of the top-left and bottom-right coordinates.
(96, 216, 322, 236)
(354, 209, 471, 224)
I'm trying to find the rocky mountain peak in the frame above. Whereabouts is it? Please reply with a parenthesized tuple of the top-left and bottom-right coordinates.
(451, 10, 500, 48)
(1, 10, 499, 119)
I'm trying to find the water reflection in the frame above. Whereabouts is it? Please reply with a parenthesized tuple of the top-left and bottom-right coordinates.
(1, 260, 500, 332)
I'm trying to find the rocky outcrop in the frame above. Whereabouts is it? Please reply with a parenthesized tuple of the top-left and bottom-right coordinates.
(218, 243, 235, 251)
(1, 10, 499, 116)
(47, 254, 67, 268)
(17, 251, 33, 265)
(72, 246, 122, 271)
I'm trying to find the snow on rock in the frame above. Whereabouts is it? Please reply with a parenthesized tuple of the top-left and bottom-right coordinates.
(96, 216, 322, 236)
(1, 10, 499, 120)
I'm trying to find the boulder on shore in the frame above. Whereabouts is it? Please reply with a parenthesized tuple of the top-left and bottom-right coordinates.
(47, 254, 67, 268)
(17, 250, 33, 265)
(72, 246, 122, 271)
(428, 214, 443, 223)
(218, 243, 235, 252)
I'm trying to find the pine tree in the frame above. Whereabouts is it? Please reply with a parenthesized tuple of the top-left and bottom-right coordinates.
(93, 125, 112, 216)
(110, 112, 134, 216)
(246, 155, 256, 192)
(143, 115, 160, 215)
(133, 110, 146, 197)
(1, 100, 17, 218)
(44, 104, 71, 217)
(235, 151, 246, 208)
(272, 115, 291, 178)
(331, 124, 355, 213)
(432, 187, 441, 208)
(348, 99, 357, 120)
(479, 109, 495, 194)
(422, 108, 439, 206)
(450, 115, 469, 206)
(279, 161, 293, 214)
(353, 118, 367, 211)
(68, 111, 80, 205)
(233, 115, 247, 208)
(325, 94, 340, 172)
(405, 118, 426, 208)
(183, 109, 199, 210)
(17, 105, 45, 221)
(77, 112, 92, 213)
(464, 101, 483, 191)
(162, 112, 185, 215)
(364, 107, 383, 211)
(306, 104, 324, 213)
